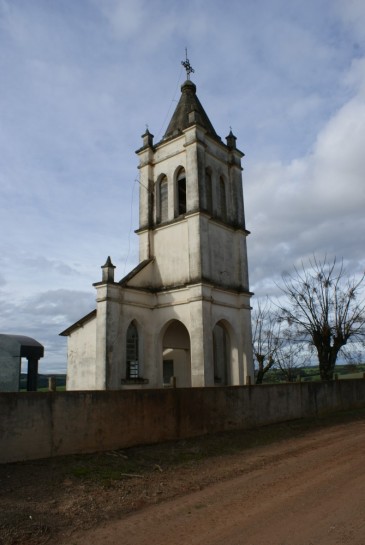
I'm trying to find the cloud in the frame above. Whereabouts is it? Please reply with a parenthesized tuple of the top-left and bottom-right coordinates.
(0, 288, 96, 373)
(20, 289, 95, 323)
(21, 256, 80, 276)
(97, 0, 146, 39)
(0, 289, 95, 337)
(336, 0, 365, 43)
(247, 54, 365, 293)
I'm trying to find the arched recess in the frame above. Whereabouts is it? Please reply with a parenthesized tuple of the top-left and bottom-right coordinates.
(175, 167, 187, 217)
(213, 320, 238, 385)
(219, 176, 227, 222)
(157, 174, 168, 224)
(126, 321, 140, 379)
(161, 320, 191, 387)
(205, 168, 213, 215)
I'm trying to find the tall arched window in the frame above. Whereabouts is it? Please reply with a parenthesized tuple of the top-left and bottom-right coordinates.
(213, 323, 229, 385)
(159, 176, 168, 223)
(176, 168, 186, 216)
(126, 322, 139, 379)
(206, 169, 213, 215)
(219, 176, 227, 222)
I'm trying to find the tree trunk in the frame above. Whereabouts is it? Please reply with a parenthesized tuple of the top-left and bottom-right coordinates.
(255, 354, 274, 384)
(255, 369, 265, 384)
(317, 344, 341, 381)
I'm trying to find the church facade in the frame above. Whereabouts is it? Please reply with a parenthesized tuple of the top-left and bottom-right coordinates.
(61, 76, 254, 390)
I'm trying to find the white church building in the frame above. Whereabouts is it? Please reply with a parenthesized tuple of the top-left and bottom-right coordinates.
(61, 67, 254, 390)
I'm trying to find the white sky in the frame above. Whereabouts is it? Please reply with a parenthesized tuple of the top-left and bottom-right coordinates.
(1, 0, 364, 373)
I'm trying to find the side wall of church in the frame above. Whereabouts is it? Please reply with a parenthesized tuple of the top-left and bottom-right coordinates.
(66, 318, 97, 391)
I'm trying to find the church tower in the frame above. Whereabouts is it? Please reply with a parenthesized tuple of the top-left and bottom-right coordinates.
(62, 61, 254, 390)
(136, 78, 249, 294)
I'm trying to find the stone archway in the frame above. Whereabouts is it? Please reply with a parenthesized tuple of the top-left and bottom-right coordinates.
(162, 320, 191, 387)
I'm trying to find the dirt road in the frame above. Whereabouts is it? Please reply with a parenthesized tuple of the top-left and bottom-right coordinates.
(61, 419, 365, 545)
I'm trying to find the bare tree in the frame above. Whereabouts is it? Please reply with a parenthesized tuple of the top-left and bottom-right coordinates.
(252, 299, 282, 384)
(278, 256, 365, 381)
(276, 335, 309, 382)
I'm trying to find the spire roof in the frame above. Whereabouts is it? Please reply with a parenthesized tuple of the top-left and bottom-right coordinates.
(102, 256, 115, 269)
(164, 80, 219, 141)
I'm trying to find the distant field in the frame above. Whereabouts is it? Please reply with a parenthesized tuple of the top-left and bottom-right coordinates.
(262, 364, 365, 383)
(17, 365, 365, 391)
(20, 373, 66, 391)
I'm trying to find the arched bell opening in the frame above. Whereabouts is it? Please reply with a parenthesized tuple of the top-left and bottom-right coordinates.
(156, 174, 168, 224)
(174, 167, 187, 217)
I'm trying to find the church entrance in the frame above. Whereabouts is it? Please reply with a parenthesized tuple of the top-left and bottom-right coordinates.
(162, 320, 191, 387)
(213, 322, 231, 385)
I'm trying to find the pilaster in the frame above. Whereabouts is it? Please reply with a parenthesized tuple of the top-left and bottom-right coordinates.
(94, 282, 123, 390)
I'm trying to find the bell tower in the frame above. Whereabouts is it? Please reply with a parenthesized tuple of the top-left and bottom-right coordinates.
(135, 76, 250, 296)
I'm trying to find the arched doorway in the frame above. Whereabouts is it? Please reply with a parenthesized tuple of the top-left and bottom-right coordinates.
(213, 322, 230, 385)
(162, 320, 191, 387)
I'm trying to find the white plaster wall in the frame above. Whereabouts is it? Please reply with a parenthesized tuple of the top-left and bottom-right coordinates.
(153, 136, 186, 166)
(152, 221, 189, 286)
(67, 318, 97, 390)
(206, 222, 248, 288)
(137, 230, 150, 262)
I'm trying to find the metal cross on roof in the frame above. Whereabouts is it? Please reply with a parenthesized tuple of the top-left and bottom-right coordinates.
(181, 48, 195, 80)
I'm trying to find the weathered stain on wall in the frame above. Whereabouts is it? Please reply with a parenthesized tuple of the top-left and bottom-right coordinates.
(1, 380, 365, 464)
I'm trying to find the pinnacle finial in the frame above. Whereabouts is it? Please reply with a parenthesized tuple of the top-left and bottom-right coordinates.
(102, 256, 115, 268)
(101, 256, 116, 283)
(226, 128, 237, 149)
(181, 48, 195, 80)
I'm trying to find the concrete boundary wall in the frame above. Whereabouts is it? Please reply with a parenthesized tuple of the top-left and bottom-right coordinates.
(1, 380, 365, 464)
